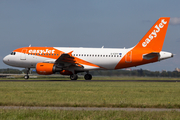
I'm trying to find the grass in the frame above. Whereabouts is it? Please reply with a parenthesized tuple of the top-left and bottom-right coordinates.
(1, 109, 180, 120)
(0, 81, 180, 108)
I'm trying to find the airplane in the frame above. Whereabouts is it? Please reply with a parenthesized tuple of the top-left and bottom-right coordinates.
(3, 17, 173, 80)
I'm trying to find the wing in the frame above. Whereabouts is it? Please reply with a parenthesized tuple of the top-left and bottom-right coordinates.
(54, 51, 83, 68)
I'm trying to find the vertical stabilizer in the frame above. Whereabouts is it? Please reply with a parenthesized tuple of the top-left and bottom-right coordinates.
(134, 17, 170, 52)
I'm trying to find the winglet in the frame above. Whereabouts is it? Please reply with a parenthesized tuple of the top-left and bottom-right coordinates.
(133, 17, 170, 52)
(68, 51, 73, 57)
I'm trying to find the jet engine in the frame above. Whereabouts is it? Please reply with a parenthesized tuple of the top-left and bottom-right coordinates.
(36, 63, 62, 75)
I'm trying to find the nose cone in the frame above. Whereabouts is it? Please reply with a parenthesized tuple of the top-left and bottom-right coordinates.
(3, 55, 10, 65)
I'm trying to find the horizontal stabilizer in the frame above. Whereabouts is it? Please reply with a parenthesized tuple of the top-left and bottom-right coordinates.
(143, 52, 159, 60)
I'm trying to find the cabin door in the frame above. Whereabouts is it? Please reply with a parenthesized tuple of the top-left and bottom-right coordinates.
(125, 51, 132, 63)
(20, 49, 27, 60)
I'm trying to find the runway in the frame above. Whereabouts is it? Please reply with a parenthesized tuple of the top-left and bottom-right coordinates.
(0, 80, 180, 82)
(0, 106, 180, 112)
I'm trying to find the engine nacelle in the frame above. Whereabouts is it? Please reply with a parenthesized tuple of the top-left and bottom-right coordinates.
(36, 63, 54, 75)
(36, 63, 70, 75)
(60, 70, 73, 75)
(36, 62, 62, 75)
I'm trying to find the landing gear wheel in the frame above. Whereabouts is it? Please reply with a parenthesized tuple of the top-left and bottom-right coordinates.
(70, 74, 78, 80)
(84, 74, 92, 80)
(24, 68, 30, 79)
(24, 75, 29, 79)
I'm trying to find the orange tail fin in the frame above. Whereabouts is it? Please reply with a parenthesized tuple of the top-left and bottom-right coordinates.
(134, 17, 170, 52)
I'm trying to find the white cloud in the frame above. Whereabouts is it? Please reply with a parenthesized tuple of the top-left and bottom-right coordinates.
(170, 17, 180, 25)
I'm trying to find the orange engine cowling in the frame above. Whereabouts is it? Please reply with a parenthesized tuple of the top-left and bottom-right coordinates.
(60, 70, 73, 75)
(36, 63, 54, 75)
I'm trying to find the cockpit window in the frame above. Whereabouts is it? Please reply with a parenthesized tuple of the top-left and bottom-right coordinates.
(11, 52, 16, 55)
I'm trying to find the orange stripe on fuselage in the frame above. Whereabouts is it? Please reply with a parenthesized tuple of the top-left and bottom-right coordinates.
(74, 57, 101, 68)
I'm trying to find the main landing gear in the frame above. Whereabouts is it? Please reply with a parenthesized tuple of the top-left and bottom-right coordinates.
(24, 68, 30, 79)
(84, 74, 92, 80)
(70, 74, 78, 80)
(70, 71, 92, 80)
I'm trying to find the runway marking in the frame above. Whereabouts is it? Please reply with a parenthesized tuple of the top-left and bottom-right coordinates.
(0, 106, 180, 111)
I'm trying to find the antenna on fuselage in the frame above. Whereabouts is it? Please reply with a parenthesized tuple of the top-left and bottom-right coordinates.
(101, 46, 104, 48)
(29, 44, 31, 47)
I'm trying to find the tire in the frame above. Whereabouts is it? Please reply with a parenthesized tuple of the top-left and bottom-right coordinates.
(70, 74, 78, 80)
(24, 75, 29, 79)
(84, 74, 92, 80)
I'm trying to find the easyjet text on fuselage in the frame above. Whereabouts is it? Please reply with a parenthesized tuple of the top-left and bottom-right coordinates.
(28, 49, 55, 54)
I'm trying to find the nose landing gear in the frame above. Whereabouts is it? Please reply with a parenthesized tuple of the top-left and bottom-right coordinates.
(24, 68, 30, 79)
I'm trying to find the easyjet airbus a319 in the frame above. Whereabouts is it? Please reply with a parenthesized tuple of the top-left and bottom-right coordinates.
(3, 17, 173, 80)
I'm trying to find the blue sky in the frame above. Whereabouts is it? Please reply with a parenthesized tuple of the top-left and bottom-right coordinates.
(0, 1, 180, 71)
